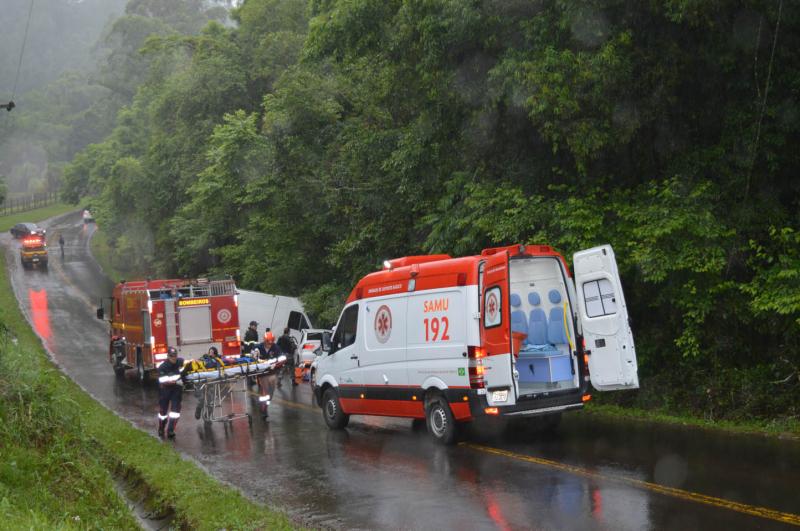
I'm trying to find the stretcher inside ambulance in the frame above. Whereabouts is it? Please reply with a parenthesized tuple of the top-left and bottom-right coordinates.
(314, 244, 638, 444)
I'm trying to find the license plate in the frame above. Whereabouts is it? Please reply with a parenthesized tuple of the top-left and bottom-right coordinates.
(492, 390, 508, 402)
(32, 258, 39, 262)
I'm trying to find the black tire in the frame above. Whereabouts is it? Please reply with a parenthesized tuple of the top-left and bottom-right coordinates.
(322, 388, 350, 429)
(136, 350, 146, 383)
(426, 397, 457, 445)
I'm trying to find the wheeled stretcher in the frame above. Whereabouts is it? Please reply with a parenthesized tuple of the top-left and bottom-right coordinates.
(187, 356, 286, 425)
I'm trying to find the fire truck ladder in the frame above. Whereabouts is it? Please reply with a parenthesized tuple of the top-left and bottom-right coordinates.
(165, 300, 179, 348)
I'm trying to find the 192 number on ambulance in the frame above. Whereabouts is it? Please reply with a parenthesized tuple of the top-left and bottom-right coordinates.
(423, 317, 450, 342)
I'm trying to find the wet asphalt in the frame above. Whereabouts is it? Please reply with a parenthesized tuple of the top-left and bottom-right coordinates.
(3, 211, 799, 530)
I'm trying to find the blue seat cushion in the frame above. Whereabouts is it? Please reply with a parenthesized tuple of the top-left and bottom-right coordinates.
(511, 310, 528, 335)
(548, 307, 567, 345)
(527, 308, 548, 345)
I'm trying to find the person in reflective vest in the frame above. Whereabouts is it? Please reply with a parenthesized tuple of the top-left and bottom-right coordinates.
(158, 347, 185, 438)
(255, 331, 281, 420)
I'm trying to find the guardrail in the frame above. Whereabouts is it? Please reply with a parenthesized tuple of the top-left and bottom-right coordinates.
(0, 191, 59, 216)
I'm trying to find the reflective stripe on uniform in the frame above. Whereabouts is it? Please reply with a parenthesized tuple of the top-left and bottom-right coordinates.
(259, 395, 271, 403)
(168, 412, 181, 419)
(158, 414, 168, 420)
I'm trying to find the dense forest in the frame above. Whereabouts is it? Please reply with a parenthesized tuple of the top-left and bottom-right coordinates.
(6, 0, 800, 423)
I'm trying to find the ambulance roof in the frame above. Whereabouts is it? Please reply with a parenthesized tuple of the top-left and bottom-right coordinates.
(346, 244, 569, 303)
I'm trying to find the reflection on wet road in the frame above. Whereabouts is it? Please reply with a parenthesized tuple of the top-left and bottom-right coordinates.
(3, 211, 799, 530)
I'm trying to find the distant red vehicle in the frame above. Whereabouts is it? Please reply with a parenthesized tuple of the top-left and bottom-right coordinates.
(97, 278, 241, 381)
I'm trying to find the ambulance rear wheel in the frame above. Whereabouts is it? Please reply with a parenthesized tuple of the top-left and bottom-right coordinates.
(426, 398, 457, 445)
(322, 388, 349, 429)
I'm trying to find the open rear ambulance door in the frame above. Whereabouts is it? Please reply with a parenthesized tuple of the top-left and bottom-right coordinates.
(481, 251, 517, 406)
(573, 245, 639, 391)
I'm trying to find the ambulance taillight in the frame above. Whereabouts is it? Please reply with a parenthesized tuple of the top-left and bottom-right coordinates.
(467, 346, 486, 389)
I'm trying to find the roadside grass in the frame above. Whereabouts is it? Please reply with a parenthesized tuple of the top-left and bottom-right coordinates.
(1, 219, 297, 529)
(585, 402, 800, 440)
(0, 203, 76, 231)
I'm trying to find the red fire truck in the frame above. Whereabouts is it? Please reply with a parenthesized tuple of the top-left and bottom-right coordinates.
(96, 278, 241, 381)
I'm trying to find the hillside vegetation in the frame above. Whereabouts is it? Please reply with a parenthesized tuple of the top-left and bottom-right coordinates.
(56, 0, 799, 426)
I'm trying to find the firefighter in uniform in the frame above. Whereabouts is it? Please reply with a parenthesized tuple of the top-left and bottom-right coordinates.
(158, 347, 185, 438)
(244, 320, 259, 343)
(255, 331, 281, 420)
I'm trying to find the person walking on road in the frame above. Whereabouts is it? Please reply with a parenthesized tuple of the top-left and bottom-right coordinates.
(157, 347, 185, 438)
(278, 327, 298, 386)
(58, 234, 65, 258)
(255, 331, 281, 420)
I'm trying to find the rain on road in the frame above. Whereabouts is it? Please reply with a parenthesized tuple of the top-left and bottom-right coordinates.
(3, 211, 799, 530)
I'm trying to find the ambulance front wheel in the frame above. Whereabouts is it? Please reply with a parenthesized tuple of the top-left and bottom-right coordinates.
(426, 397, 457, 445)
(322, 388, 350, 429)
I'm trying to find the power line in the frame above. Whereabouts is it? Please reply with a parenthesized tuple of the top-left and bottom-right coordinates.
(5, 0, 36, 111)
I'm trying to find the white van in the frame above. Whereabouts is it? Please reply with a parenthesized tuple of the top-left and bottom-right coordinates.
(313, 244, 638, 444)
(237, 289, 312, 344)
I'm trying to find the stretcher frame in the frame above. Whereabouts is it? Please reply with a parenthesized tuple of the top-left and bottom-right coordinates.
(191, 360, 285, 426)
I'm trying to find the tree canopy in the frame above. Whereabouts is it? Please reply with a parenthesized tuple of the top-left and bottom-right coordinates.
(58, 0, 800, 422)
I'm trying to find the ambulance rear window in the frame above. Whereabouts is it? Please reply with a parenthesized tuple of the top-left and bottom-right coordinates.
(582, 278, 617, 317)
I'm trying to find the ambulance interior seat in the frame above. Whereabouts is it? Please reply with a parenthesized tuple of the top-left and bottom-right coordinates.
(547, 289, 568, 350)
(510, 293, 528, 337)
(516, 288, 574, 389)
(526, 292, 550, 349)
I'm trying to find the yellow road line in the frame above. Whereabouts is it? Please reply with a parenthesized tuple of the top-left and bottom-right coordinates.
(462, 442, 800, 527)
(274, 397, 317, 412)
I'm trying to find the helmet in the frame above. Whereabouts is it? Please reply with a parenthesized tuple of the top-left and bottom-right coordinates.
(264, 331, 275, 342)
(167, 347, 178, 357)
(249, 321, 258, 327)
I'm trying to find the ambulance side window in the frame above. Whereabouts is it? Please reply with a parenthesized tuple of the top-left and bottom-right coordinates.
(332, 304, 358, 353)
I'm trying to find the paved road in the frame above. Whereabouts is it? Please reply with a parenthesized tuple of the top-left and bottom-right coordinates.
(4, 211, 799, 530)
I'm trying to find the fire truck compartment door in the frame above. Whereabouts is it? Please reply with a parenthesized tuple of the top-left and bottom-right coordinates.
(178, 305, 212, 344)
(481, 251, 516, 404)
(573, 244, 639, 391)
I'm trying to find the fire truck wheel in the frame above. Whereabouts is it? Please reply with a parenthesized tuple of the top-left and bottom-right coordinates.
(322, 388, 350, 429)
(426, 397, 457, 445)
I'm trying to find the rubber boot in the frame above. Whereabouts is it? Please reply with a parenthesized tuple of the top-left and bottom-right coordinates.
(167, 418, 178, 438)
(158, 418, 167, 437)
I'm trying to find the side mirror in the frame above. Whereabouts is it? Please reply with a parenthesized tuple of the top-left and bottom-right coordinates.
(96, 307, 104, 320)
(321, 331, 332, 353)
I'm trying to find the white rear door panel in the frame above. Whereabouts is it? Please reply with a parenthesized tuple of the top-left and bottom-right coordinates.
(573, 245, 639, 391)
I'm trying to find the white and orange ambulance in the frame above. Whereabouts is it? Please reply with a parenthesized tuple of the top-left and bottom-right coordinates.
(314, 244, 638, 443)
